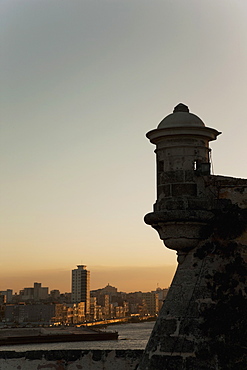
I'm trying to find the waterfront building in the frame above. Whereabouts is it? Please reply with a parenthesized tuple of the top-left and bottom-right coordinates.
(142, 293, 159, 316)
(52, 303, 68, 325)
(4, 303, 55, 324)
(71, 265, 90, 317)
(0, 289, 13, 303)
(90, 297, 97, 320)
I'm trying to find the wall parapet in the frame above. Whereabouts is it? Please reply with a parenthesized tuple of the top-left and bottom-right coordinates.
(0, 349, 220, 370)
(0, 349, 143, 370)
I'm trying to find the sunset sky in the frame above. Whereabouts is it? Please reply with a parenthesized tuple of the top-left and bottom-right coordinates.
(1, 0, 247, 293)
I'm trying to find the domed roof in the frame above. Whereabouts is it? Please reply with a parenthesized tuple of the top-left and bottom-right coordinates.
(157, 103, 205, 129)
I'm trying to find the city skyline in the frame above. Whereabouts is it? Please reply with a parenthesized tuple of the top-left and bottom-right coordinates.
(1, 1, 247, 292)
(1, 264, 175, 294)
(1, 278, 168, 325)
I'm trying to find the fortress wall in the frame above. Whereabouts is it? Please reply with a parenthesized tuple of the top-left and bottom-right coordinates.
(0, 350, 143, 370)
(0, 350, 220, 369)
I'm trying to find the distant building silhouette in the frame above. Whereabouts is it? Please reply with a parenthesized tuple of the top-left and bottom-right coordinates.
(19, 283, 48, 302)
(71, 265, 90, 317)
(0, 290, 13, 304)
(91, 283, 118, 298)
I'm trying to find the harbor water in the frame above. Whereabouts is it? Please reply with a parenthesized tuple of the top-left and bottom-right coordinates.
(0, 321, 155, 352)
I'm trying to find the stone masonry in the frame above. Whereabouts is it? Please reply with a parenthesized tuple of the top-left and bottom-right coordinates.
(0, 350, 142, 369)
(138, 104, 247, 370)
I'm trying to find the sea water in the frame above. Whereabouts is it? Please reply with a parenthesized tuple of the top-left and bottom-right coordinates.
(0, 321, 155, 352)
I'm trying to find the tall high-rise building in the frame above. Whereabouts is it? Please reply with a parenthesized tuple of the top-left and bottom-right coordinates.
(71, 265, 90, 317)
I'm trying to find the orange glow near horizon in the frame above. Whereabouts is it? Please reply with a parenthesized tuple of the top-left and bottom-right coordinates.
(1, 265, 177, 294)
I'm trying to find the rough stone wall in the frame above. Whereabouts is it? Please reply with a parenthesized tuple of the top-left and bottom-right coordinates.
(0, 350, 219, 370)
(139, 176, 247, 370)
(0, 350, 143, 370)
(138, 105, 247, 369)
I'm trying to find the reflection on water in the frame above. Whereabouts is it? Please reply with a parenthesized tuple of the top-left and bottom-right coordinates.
(0, 321, 155, 352)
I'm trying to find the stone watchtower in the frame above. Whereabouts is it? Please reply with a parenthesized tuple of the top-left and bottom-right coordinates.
(138, 104, 247, 370)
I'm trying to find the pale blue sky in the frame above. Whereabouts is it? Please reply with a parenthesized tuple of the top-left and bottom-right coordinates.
(1, 0, 247, 292)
